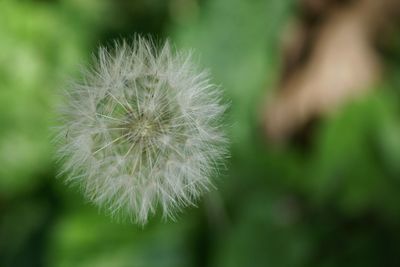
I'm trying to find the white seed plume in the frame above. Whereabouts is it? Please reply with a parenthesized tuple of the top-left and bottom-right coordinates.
(55, 37, 228, 224)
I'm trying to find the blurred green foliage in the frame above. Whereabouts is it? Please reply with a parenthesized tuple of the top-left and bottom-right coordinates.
(1, 0, 400, 266)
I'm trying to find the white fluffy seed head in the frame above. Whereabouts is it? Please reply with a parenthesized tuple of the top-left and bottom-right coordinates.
(55, 37, 228, 224)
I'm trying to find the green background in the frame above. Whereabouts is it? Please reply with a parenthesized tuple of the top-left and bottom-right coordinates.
(1, 0, 400, 266)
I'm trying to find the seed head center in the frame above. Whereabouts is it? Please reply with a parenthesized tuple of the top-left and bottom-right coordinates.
(122, 113, 160, 142)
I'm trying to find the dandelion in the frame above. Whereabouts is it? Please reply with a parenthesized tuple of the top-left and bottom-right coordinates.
(55, 37, 228, 224)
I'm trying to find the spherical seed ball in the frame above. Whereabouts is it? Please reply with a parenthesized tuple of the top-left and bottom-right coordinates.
(55, 37, 228, 224)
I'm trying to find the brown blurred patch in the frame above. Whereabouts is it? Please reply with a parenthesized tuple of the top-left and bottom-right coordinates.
(263, 0, 400, 144)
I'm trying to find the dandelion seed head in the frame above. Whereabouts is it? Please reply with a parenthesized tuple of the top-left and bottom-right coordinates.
(55, 37, 228, 224)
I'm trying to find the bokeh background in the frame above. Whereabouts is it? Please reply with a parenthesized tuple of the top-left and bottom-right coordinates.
(1, 0, 400, 266)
